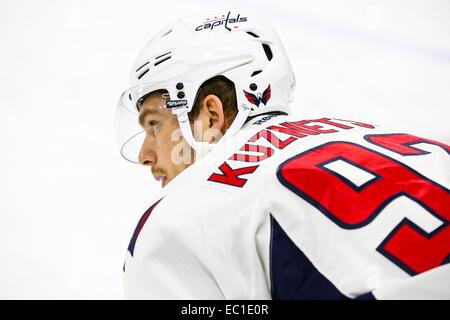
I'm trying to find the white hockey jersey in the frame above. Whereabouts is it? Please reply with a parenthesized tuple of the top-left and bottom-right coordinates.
(123, 114, 450, 299)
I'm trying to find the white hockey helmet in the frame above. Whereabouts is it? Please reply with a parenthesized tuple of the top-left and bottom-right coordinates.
(115, 7, 296, 163)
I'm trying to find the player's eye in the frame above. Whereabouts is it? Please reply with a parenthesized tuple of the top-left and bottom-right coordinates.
(145, 120, 160, 135)
(148, 120, 159, 128)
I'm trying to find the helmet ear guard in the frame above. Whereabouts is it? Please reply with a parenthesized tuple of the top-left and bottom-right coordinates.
(115, 7, 295, 163)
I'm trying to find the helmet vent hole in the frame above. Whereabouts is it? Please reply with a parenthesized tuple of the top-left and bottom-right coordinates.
(137, 68, 150, 80)
(154, 56, 171, 67)
(136, 61, 150, 72)
(262, 44, 273, 61)
(246, 31, 259, 38)
(161, 29, 172, 37)
(155, 51, 172, 59)
(251, 70, 262, 77)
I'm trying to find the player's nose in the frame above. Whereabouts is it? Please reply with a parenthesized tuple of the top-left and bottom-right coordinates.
(138, 137, 157, 166)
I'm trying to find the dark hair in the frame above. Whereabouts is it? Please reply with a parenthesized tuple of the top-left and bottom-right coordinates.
(189, 75, 238, 123)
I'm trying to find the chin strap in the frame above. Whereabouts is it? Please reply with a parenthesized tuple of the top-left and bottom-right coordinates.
(175, 103, 252, 162)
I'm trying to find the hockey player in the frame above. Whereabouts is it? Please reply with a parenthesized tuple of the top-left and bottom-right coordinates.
(115, 8, 450, 299)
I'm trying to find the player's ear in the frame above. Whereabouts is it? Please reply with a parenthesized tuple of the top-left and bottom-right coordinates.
(198, 94, 225, 131)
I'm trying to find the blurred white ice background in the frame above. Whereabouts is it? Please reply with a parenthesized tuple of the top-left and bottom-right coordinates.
(0, 0, 448, 299)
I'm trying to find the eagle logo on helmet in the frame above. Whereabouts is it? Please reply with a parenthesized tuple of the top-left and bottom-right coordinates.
(243, 84, 271, 110)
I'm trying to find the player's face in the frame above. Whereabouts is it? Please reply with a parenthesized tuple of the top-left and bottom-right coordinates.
(137, 93, 194, 188)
